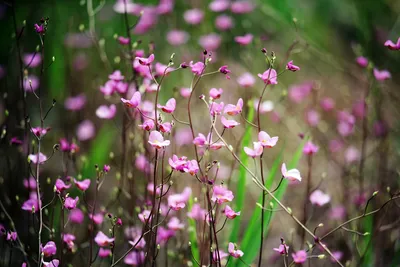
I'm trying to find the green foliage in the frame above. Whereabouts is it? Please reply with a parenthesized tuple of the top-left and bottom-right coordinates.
(188, 196, 200, 265)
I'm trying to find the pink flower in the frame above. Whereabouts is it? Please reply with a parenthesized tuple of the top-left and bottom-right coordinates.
(63, 233, 76, 250)
(384, 37, 400, 50)
(345, 146, 360, 163)
(148, 131, 170, 149)
(258, 131, 278, 148)
(320, 97, 335, 111)
(41, 241, 57, 257)
(166, 30, 189, 46)
(10, 137, 23, 145)
(211, 186, 234, 204)
(244, 142, 263, 158)
(138, 119, 155, 131)
(273, 244, 289, 255)
(281, 163, 301, 182)
(168, 155, 188, 172)
(7, 231, 17, 241)
(167, 217, 185, 230)
(28, 153, 47, 164)
(74, 179, 91, 191)
(31, 127, 50, 137)
(64, 197, 79, 210)
(22, 75, 39, 92)
(108, 70, 124, 81)
(103, 165, 111, 172)
(160, 122, 172, 133)
(292, 250, 307, 263)
(305, 109, 320, 127)
(121, 91, 141, 108)
(183, 9, 204, 25)
(42, 260, 59, 267)
(234, 34, 253, 45)
(286, 60, 300, 72)
(89, 213, 104, 225)
(99, 248, 111, 258)
(69, 209, 84, 224)
(129, 235, 146, 249)
(180, 87, 192, 98)
(219, 65, 231, 78)
(209, 88, 223, 99)
(213, 250, 229, 262)
(237, 72, 255, 88)
(21, 197, 39, 212)
(356, 56, 368, 68)
(209, 0, 230, 12)
(138, 210, 152, 223)
(373, 68, 391, 81)
(65, 94, 86, 111)
(303, 141, 319, 155)
(190, 61, 205, 75)
(193, 133, 207, 147)
(309, 190, 331, 206)
(231, 0, 254, 14)
(96, 104, 117, 119)
(210, 102, 225, 116)
(117, 36, 130, 45)
(258, 68, 278, 84)
(221, 116, 240, 128)
(187, 204, 207, 221)
(288, 81, 313, 103)
(23, 177, 36, 190)
(168, 194, 187, 211)
(215, 15, 234, 31)
(329, 206, 346, 220)
(76, 120, 95, 141)
(55, 179, 71, 193)
(224, 205, 240, 219)
(199, 33, 222, 51)
(224, 98, 243, 115)
(34, 23, 45, 34)
(136, 54, 154, 66)
(157, 98, 176, 113)
(228, 242, 244, 258)
(124, 251, 145, 266)
(184, 160, 199, 175)
(94, 231, 115, 247)
(23, 53, 42, 68)
(330, 251, 344, 263)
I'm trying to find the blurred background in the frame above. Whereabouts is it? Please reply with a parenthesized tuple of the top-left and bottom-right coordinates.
(0, 0, 400, 266)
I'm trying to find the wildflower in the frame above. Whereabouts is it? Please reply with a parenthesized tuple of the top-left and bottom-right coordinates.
(129, 235, 146, 249)
(320, 97, 335, 111)
(190, 61, 205, 75)
(23, 177, 37, 190)
(309, 190, 331, 206)
(180, 87, 192, 98)
(224, 205, 241, 219)
(31, 127, 50, 137)
(41, 241, 57, 257)
(258, 68, 278, 84)
(237, 72, 255, 88)
(22, 75, 39, 92)
(330, 251, 344, 263)
(69, 209, 84, 224)
(373, 68, 391, 81)
(99, 248, 112, 258)
(7, 231, 17, 241)
(74, 179, 91, 191)
(28, 153, 47, 164)
(94, 231, 115, 247)
(211, 185, 234, 204)
(23, 53, 42, 68)
(231, 0, 254, 14)
(10, 137, 23, 145)
(215, 15, 234, 31)
(148, 131, 170, 149)
(209, 88, 223, 99)
(168, 187, 192, 210)
(89, 213, 104, 225)
(234, 34, 253, 45)
(356, 56, 368, 68)
(183, 9, 204, 25)
(224, 98, 243, 115)
(108, 70, 124, 81)
(63, 233, 76, 250)
(258, 131, 278, 148)
(136, 54, 154, 66)
(292, 250, 307, 263)
(42, 259, 59, 267)
(34, 24, 45, 34)
(210, 102, 224, 116)
(157, 98, 176, 113)
(288, 81, 313, 103)
(273, 244, 289, 255)
(244, 142, 263, 158)
(228, 243, 244, 258)
(187, 204, 207, 221)
(64, 197, 79, 210)
(184, 160, 199, 175)
(193, 133, 207, 147)
(221, 116, 240, 128)
(303, 141, 319, 155)
(76, 120, 95, 141)
(103, 165, 111, 172)
(219, 65, 231, 79)
(124, 251, 145, 266)
(121, 91, 141, 108)
(199, 33, 222, 51)
(64, 94, 86, 111)
(281, 163, 302, 182)
(55, 179, 71, 193)
(21, 198, 39, 212)
(209, 0, 230, 12)
(384, 37, 400, 50)
(96, 104, 117, 119)
(117, 36, 130, 45)
(286, 60, 300, 72)
(166, 30, 189, 46)
(138, 120, 155, 131)
(345, 146, 360, 163)
(169, 155, 188, 172)
(167, 217, 185, 230)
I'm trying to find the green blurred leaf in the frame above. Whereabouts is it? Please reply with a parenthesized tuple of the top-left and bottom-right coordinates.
(188, 196, 200, 265)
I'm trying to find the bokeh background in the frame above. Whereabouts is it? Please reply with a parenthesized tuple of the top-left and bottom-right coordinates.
(1, 0, 400, 266)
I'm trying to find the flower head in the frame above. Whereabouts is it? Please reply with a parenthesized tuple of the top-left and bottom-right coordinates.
(228, 243, 244, 258)
(224, 98, 243, 115)
(193, 133, 207, 147)
(184, 9, 204, 25)
(74, 179, 91, 191)
(303, 141, 319, 155)
(356, 56, 368, 68)
(7, 231, 17, 241)
(121, 91, 141, 108)
(211, 186, 234, 204)
(237, 72, 255, 88)
(167, 217, 185, 230)
(384, 37, 400, 50)
(55, 179, 71, 193)
(209, 88, 223, 99)
(224, 205, 241, 219)
(139, 119, 155, 131)
(221, 116, 240, 128)
(292, 250, 307, 263)
(309, 190, 331, 206)
(64, 197, 79, 210)
(210, 102, 224, 116)
(166, 30, 189, 46)
(190, 61, 205, 75)
(157, 98, 176, 113)
(273, 244, 289, 255)
(28, 153, 47, 164)
(94, 231, 115, 247)
(244, 142, 263, 158)
(373, 68, 391, 81)
(281, 163, 302, 182)
(136, 54, 154, 66)
(41, 241, 57, 257)
(219, 65, 231, 79)
(258, 131, 278, 148)
(235, 34, 253, 46)
(286, 60, 300, 72)
(96, 104, 117, 119)
(148, 131, 170, 149)
(258, 68, 278, 84)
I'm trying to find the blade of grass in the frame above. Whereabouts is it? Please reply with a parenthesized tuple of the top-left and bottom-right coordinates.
(188, 196, 200, 264)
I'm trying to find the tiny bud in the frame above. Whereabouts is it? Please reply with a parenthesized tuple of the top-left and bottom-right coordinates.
(203, 49, 208, 55)
(169, 180, 173, 186)
(256, 202, 263, 209)
(78, 24, 85, 31)
(157, 244, 160, 250)
(53, 144, 60, 151)
(387, 186, 390, 192)
(261, 48, 267, 54)
(269, 202, 274, 208)
(372, 191, 378, 196)
(180, 62, 188, 68)
(23, 20, 26, 26)
(318, 223, 324, 228)
(364, 232, 370, 236)
(194, 197, 198, 202)
(188, 241, 192, 247)
(52, 56, 55, 62)
(228, 145, 233, 151)
(287, 207, 292, 215)
(318, 254, 325, 259)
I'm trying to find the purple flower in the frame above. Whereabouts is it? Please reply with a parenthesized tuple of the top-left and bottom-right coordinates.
(96, 104, 117, 119)
(211, 186, 234, 204)
(76, 120, 95, 141)
(221, 116, 240, 128)
(74, 179, 91, 191)
(199, 33, 222, 51)
(210, 102, 224, 116)
(99, 248, 111, 258)
(64, 197, 79, 210)
(258, 69, 278, 84)
(209, 0, 230, 12)
(7, 231, 17, 241)
(273, 244, 289, 255)
(28, 153, 47, 164)
(108, 70, 125, 81)
(303, 141, 319, 155)
(215, 15, 234, 31)
(136, 54, 155, 66)
(121, 91, 141, 108)
(167, 217, 185, 230)
(356, 56, 368, 68)
(55, 179, 71, 193)
(64, 94, 86, 111)
(41, 241, 57, 257)
(190, 61, 205, 75)
(117, 36, 130, 45)
(228, 242, 244, 258)
(183, 9, 204, 25)
(309, 190, 330, 206)
(234, 34, 253, 46)
(224, 205, 241, 219)
(231, 0, 254, 14)
(34, 24, 45, 34)
(23, 75, 39, 92)
(166, 30, 189, 46)
(373, 68, 391, 81)
(69, 209, 84, 224)
(384, 37, 400, 50)
(23, 53, 42, 68)
(292, 250, 307, 263)
(94, 231, 115, 247)
(237, 72, 255, 88)
(157, 98, 176, 113)
(286, 60, 300, 72)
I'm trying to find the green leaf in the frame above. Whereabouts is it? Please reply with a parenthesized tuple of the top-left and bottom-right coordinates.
(229, 104, 255, 243)
(188, 196, 200, 264)
(359, 213, 374, 266)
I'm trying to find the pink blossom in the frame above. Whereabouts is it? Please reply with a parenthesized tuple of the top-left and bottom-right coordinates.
(224, 98, 243, 115)
(373, 68, 391, 81)
(212, 186, 234, 204)
(41, 241, 57, 257)
(148, 131, 170, 149)
(42, 260, 59, 267)
(306, 109, 320, 127)
(160, 122, 172, 133)
(254, 99, 274, 113)
(199, 33, 222, 51)
(183, 160, 199, 175)
(273, 244, 289, 255)
(103, 165, 111, 172)
(167, 217, 185, 230)
(345, 146, 360, 163)
(330, 251, 344, 263)
(221, 116, 240, 128)
(113, 0, 142, 14)
(193, 133, 207, 147)
(121, 91, 141, 108)
(286, 60, 300, 71)
(133, 7, 159, 34)
(10, 137, 23, 145)
(352, 99, 367, 119)
(34, 24, 45, 34)
(187, 204, 207, 220)
(117, 36, 130, 45)
(64, 197, 79, 210)
(76, 120, 95, 141)
(157, 98, 176, 113)
(219, 65, 231, 79)
(356, 56, 368, 68)
(281, 163, 302, 182)
(28, 153, 47, 164)
(129, 235, 146, 249)
(320, 97, 335, 111)
(89, 213, 104, 225)
(288, 81, 313, 103)
(329, 205, 346, 220)
(136, 54, 155, 66)
(258, 68, 278, 84)
(303, 141, 319, 155)
(231, 0, 254, 14)
(65, 94, 86, 111)
(23, 53, 42, 68)
(210, 102, 225, 116)
(99, 248, 111, 258)
(168, 187, 192, 211)
(74, 179, 91, 191)
(209, 0, 230, 12)
(138, 210, 152, 224)
(63, 233, 76, 250)
(309, 190, 331, 206)
(108, 70, 124, 81)
(213, 250, 229, 262)
(258, 131, 278, 148)
(384, 37, 400, 50)
(234, 34, 253, 45)
(180, 87, 192, 98)
(23, 177, 36, 190)
(224, 205, 240, 219)
(7, 231, 17, 241)
(183, 9, 204, 25)
(135, 154, 150, 172)
(244, 142, 263, 158)
(96, 104, 117, 119)
(209, 88, 223, 99)
(23, 75, 39, 92)
(124, 251, 145, 266)
(166, 30, 189, 46)
(31, 127, 50, 137)
(69, 209, 84, 224)
(215, 15, 234, 31)
(55, 179, 71, 193)
(169, 155, 188, 172)
(94, 231, 115, 247)
(190, 61, 205, 75)
(157, 0, 174, 15)
(21, 198, 39, 212)
(174, 128, 194, 146)
(292, 250, 307, 263)
(138, 119, 155, 131)
(237, 72, 255, 88)
(228, 242, 244, 258)
(329, 139, 343, 153)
